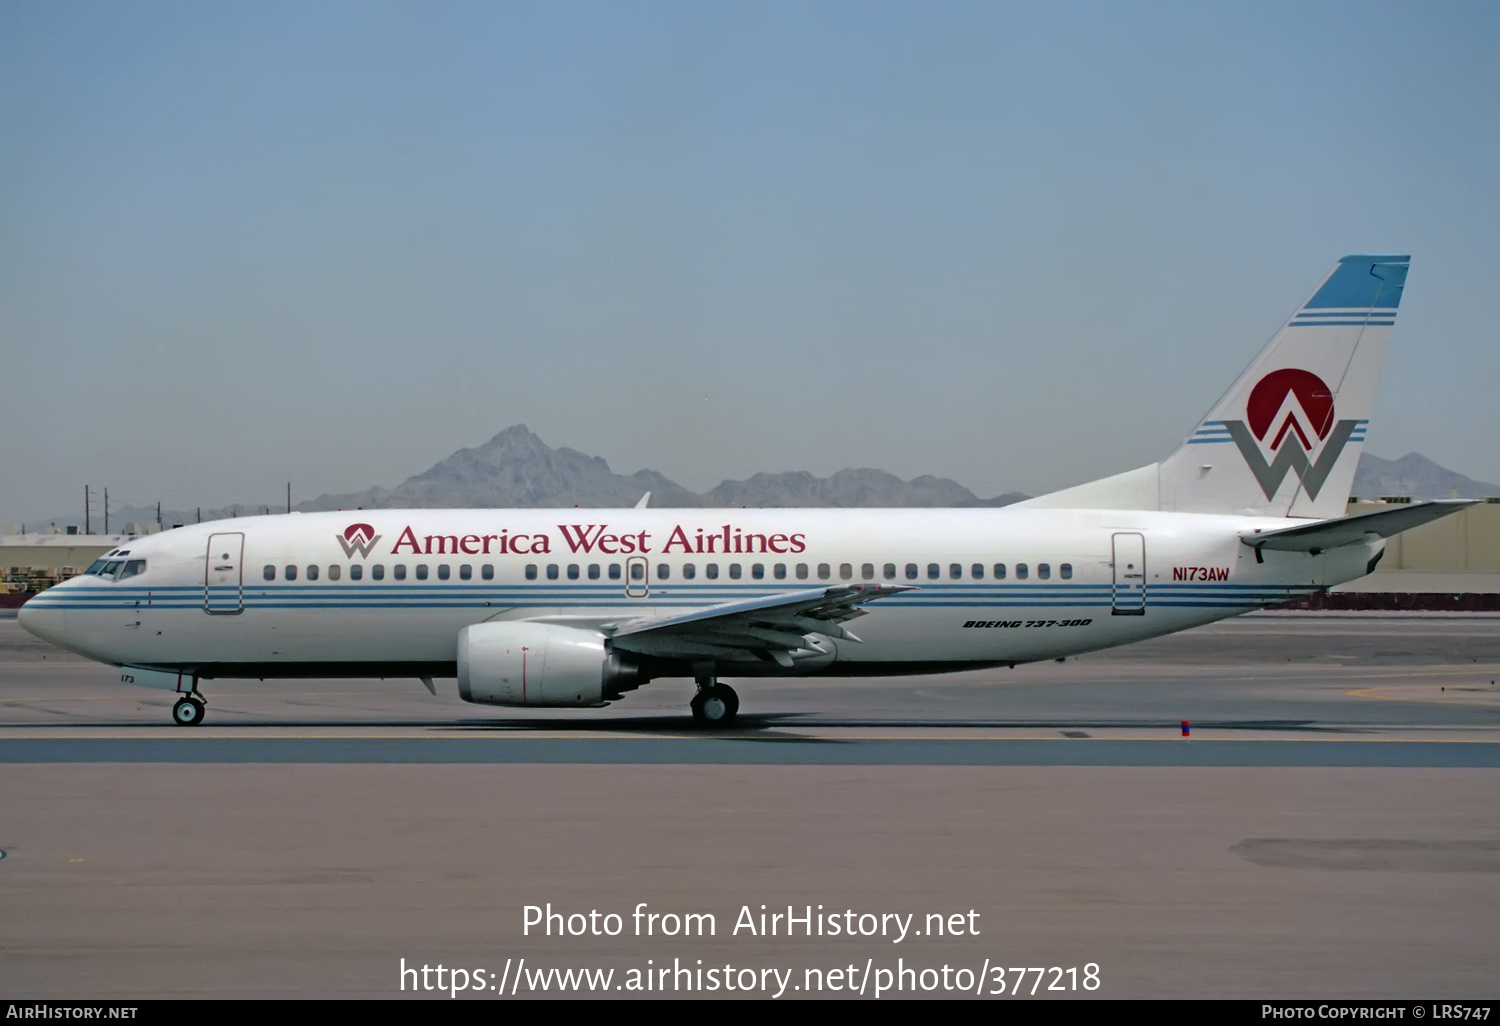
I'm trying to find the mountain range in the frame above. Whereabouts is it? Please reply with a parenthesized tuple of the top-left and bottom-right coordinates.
(23, 425, 1499, 531)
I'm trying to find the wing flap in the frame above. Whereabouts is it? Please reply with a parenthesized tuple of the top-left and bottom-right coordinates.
(605, 584, 915, 661)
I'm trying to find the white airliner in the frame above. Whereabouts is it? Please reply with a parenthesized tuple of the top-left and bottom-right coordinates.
(19, 254, 1472, 726)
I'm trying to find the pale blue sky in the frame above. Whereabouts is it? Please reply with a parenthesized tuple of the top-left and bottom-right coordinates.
(3, 2, 1498, 523)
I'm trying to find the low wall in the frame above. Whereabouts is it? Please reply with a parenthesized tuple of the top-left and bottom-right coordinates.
(1276, 591, 1500, 612)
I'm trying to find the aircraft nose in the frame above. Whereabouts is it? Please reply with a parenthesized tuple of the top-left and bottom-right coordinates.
(17, 596, 66, 647)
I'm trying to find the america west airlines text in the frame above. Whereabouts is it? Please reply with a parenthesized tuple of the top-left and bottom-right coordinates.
(385, 523, 809, 558)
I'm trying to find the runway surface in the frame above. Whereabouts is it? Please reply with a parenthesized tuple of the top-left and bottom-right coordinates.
(1, 614, 1498, 998)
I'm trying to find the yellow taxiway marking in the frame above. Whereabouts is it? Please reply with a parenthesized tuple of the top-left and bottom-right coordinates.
(1346, 684, 1500, 701)
(4, 731, 1500, 744)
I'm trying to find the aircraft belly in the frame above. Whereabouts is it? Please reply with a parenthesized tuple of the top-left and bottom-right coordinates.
(830, 601, 1237, 666)
(63, 586, 1258, 678)
(833, 602, 1104, 665)
(100, 606, 487, 671)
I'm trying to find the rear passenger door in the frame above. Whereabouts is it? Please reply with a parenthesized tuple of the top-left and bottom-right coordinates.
(1110, 533, 1146, 616)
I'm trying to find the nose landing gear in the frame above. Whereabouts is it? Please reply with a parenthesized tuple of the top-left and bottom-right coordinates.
(690, 676, 739, 726)
(172, 693, 206, 727)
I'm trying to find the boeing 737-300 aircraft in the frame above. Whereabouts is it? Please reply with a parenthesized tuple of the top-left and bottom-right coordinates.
(19, 254, 1473, 726)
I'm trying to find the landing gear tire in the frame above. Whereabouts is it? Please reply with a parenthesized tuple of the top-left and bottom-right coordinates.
(172, 695, 206, 727)
(690, 683, 739, 726)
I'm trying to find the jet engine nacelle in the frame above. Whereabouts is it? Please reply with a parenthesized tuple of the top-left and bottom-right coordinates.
(457, 622, 639, 707)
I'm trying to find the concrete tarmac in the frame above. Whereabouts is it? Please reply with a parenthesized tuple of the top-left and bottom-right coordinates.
(1, 614, 1497, 998)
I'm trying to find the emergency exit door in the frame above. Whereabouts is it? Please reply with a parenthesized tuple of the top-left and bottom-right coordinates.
(624, 555, 650, 598)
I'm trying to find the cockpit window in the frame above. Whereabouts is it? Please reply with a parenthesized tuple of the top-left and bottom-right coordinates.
(100, 561, 124, 580)
(85, 559, 108, 575)
(118, 560, 146, 580)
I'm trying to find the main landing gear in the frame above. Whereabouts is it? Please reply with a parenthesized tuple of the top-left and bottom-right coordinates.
(690, 676, 739, 727)
(172, 693, 206, 727)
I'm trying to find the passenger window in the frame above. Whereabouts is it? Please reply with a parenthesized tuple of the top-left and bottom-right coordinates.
(371, 565, 384, 581)
(286, 565, 298, 581)
(1038, 563, 1051, 580)
(350, 565, 363, 581)
(394, 564, 407, 580)
(438, 565, 451, 580)
(927, 563, 940, 580)
(795, 563, 809, 580)
(482, 564, 495, 580)
(657, 563, 670, 580)
(460, 564, 472, 580)
(547, 564, 559, 580)
(566, 564, 579, 580)
(683, 563, 696, 580)
(949, 563, 962, 580)
(119, 560, 146, 580)
(861, 563, 874, 580)
(263, 565, 275, 581)
(774, 563, 786, 580)
(839, 563, 852, 580)
(993, 563, 1006, 580)
(525, 564, 537, 580)
(729, 564, 742, 579)
(706, 564, 719, 579)
(629, 562, 644, 581)
(329, 565, 342, 581)
(587, 564, 599, 580)
(906, 563, 919, 580)
(817, 563, 831, 580)
(752, 563, 764, 579)
(416, 564, 429, 581)
(1016, 563, 1029, 580)
(608, 564, 621, 580)
(884, 563, 897, 580)
(1061, 563, 1073, 580)
(971, 563, 984, 579)
(307, 565, 319, 581)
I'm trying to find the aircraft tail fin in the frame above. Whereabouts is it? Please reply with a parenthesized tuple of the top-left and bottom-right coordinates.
(1020, 254, 1409, 519)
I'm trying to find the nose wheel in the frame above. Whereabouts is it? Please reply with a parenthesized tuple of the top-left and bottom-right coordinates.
(690, 678, 739, 726)
(172, 695, 206, 727)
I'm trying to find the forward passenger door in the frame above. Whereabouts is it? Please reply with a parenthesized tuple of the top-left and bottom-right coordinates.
(204, 533, 245, 614)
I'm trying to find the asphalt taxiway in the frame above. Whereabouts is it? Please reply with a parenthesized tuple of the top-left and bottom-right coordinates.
(1, 614, 1497, 998)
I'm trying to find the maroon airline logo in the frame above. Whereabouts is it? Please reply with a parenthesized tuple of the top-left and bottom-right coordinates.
(336, 523, 381, 559)
(1225, 369, 1358, 501)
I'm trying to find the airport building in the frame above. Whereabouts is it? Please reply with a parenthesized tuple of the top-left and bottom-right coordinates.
(1316, 497, 1500, 608)
(3, 500, 1499, 608)
(0, 524, 157, 603)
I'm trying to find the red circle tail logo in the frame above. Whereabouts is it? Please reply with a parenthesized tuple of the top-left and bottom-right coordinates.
(1246, 369, 1335, 448)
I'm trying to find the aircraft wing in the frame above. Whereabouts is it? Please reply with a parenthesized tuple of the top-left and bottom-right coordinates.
(602, 584, 916, 665)
(1240, 499, 1477, 553)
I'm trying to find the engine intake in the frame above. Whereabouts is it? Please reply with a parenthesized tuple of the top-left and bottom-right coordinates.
(457, 622, 639, 707)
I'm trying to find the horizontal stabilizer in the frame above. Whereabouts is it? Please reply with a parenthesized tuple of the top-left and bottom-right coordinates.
(1240, 500, 1476, 553)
